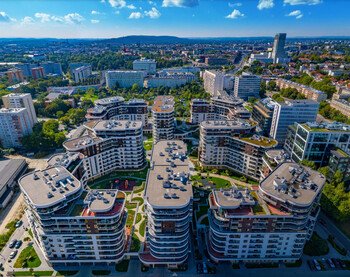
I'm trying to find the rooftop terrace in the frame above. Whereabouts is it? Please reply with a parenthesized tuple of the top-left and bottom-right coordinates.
(152, 96, 174, 113)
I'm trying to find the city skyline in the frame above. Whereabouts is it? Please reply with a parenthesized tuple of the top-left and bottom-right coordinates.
(0, 0, 350, 38)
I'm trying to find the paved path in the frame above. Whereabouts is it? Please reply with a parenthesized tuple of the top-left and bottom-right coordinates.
(199, 173, 255, 188)
(0, 193, 25, 233)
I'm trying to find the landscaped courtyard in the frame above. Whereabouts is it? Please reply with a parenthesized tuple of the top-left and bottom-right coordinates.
(191, 174, 232, 189)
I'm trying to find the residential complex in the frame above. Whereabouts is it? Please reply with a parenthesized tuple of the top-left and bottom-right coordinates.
(105, 70, 144, 88)
(51, 120, 146, 181)
(269, 99, 319, 144)
(133, 58, 156, 74)
(284, 122, 350, 166)
(72, 65, 92, 83)
(7, 69, 24, 83)
(0, 108, 33, 148)
(199, 120, 278, 181)
(190, 95, 250, 125)
(202, 70, 224, 96)
(86, 96, 148, 127)
(234, 73, 261, 100)
(275, 79, 327, 102)
(140, 140, 193, 268)
(152, 96, 175, 142)
(207, 162, 325, 263)
(31, 67, 45, 79)
(2, 93, 38, 127)
(19, 166, 127, 266)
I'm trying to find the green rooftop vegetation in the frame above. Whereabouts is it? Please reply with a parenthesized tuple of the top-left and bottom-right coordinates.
(336, 148, 349, 157)
(240, 136, 277, 148)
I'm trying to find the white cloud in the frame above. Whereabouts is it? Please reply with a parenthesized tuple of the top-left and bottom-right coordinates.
(115, 10, 120, 15)
(286, 9, 303, 19)
(0, 11, 15, 22)
(127, 4, 137, 9)
(128, 11, 143, 19)
(35, 12, 85, 24)
(21, 16, 35, 25)
(162, 0, 199, 8)
(34, 12, 51, 23)
(257, 0, 274, 10)
(226, 9, 244, 19)
(109, 0, 126, 8)
(145, 7, 161, 19)
(284, 0, 321, 5)
(229, 2, 242, 8)
(91, 19, 100, 24)
(91, 10, 101, 15)
(148, 1, 157, 6)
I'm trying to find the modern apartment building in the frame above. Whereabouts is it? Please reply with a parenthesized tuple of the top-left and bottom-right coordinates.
(69, 62, 91, 75)
(140, 140, 193, 268)
(234, 73, 261, 100)
(152, 96, 175, 142)
(271, 33, 287, 64)
(269, 99, 319, 144)
(252, 98, 275, 136)
(190, 95, 250, 125)
(53, 120, 146, 181)
(105, 70, 144, 89)
(0, 108, 33, 148)
(42, 62, 63, 76)
(19, 166, 127, 266)
(208, 162, 325, 263)
(133, 58, 156, 74)
(86, 96, 148, 127)
(260, 149, 290, 180)
(72, 65, 92, 83)
(2, 93, 38, 127)
(284, 122, 350, 166)
(199, 120, 278, 181)
(202, 70, 224, 96)
(275, 78, 327, 102)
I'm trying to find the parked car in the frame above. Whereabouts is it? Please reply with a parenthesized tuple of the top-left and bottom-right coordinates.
(313, 259, 321, 271)
(327, 258, 335, 269)
(9, 250, 18, 259)
(307, 260, 315, 270)
(331, 258, 341, 268)
(8, 239, 17, 248)
(15, 240, 22, 249)
(15, 220, 22, 228)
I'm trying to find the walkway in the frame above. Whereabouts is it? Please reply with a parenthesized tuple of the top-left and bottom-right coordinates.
(199, 173, 256, 189)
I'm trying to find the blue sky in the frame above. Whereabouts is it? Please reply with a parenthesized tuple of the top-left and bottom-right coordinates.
(0, 0, 349, 38)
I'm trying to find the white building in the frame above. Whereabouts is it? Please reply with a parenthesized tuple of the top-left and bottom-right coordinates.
(152, 96, 175, 142)
(2, 93, 37, 128)
(208, 162, 325, 263)
(72, 65, 92, 83)
(269, 99, 319, 144)
(19, 166, 127, 266)
(234, 73, 261, 100)
(203, 70, 224, 96)
(145, 72, 196, 88)
(139, 140, 192, 268)
(133, 58, 156, 75)
(0, 108, 33, 148)
(248, 52, 273, 65)
(105, 70, 144, 89)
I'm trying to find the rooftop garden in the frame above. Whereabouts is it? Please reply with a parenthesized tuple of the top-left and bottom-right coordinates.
(240, 136, 277, 147)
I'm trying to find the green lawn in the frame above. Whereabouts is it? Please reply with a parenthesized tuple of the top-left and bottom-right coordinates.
(143, 138, 153, 151)
(14, 245, 42, 268)
(126, 203, 137, 210)
(14, 271, 53, 276)
(133, 182, 145, 194)
(130, 234, 141, 252)
(132, 197, 144, 206)
(207, 177, 231, 188)
(139, 219, 147, 237)
(126, 210, 135, 227)
(303, 232, 329, 256)
(136, 213, 142, 224)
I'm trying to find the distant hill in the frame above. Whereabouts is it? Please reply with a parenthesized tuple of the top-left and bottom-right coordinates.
(101, 35, 192, 44)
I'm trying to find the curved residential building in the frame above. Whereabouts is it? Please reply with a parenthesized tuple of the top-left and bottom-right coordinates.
(140, 140, 193, 268)
(19, 166, 127, 266)
(199, 120, 278, 181)
(49, 120, 146, 182)
(86, 96, 148, 127)
(208, 162, 325, 263)
(152, 96, 175, 142)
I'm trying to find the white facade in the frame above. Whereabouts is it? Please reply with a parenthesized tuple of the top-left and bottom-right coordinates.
(203, 70, 224, 96)
(234, 73, 261, 100)
(152, 96, 175, 142)
(2, 93, 37, 128)
(0, 108, 33, 148)
(72, 65, 92, 83)
(105, 70, 144, 89)
(133, 59, 156, 74)
(269, 100, 319, 144)
(145, 73, 195, 88)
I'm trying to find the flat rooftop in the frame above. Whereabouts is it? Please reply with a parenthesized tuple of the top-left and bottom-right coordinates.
(212, 188, 255, 210)
(145, 140, 193, 209)
(302, 122, 350, 132)
(152, 96, 174, 113)
(94, 96, 124, 106)
(200, 119, 254, 130)
(239, 135, 278, 148)
(260, 162, 326, 207)
(84, 189, 121, 213)
(0, 159, 26, 192)
(87, 120, 143, 132)
(63, 134, 102, 151)
(19, 166, 82, 208)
